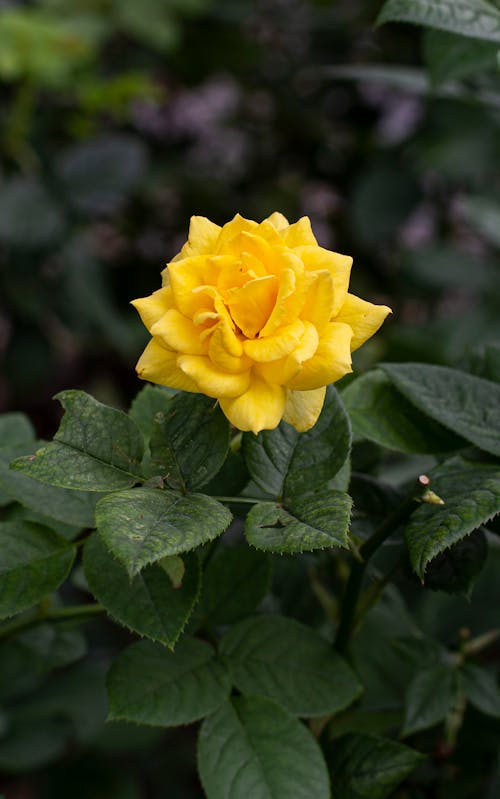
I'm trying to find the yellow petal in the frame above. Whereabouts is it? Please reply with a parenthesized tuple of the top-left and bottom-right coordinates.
(136, 338, 199, 392)
(254, 321, 319, 385)
(265, 211, 289, 231)
(260, 260, 310, 337)
(288, 322, 353, 391)
(167, 255, 221, 317)
(178, 354, 250, 398)
(244, 319, 305, 362)
(283, 387, 326, 432)
(219, 377, 286, 434)
(174, 216, 221, 260)
(256, 219, 286, 246)
(150, 308, 207, 355)
(131, 287, 173, 331)
(208, 318, 252, 373)
(295, 245, 352, 316)
(335, 293, 392, 351)
(214, 214, 259, 252)
(224, 230, 272, 265)
(281, 216, 318, 247)
(227, 275, 278, 338)
(300, 270, 335, 332)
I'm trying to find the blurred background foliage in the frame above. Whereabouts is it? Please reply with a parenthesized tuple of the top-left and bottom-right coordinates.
(1, 0, 500, 796)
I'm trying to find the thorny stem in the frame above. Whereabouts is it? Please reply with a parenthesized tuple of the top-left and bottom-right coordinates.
(334, 475, 433, 656)
(0, 602, 105, 641)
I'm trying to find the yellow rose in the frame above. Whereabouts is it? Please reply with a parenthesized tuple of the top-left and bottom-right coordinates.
(132, 213, 391, 434)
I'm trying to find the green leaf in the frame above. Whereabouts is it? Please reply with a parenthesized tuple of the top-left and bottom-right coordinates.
(421, 528, 487, 595)
(219, 615, 361, 716)
(0, 412, 35, 447)
(11, 391, 144, 491)
(462, 664, 500, 718)
(147, 392, 230, 490)
(324, 732, 424, 799)
(198, 696, 330, 799)
(377, 0, 500, 44)
(402, 663, 459, 736)
(404, 456, 500, 578)
(107, 637, 231, 726)
(96, 487, 232, 577)
(242, 385, 351, 501)
(0, 521, 76, 619)
(0, 442, 100, 527)
(245, 490, 352, 553)
(423, 28, 499, 85)
(83, 533, 201, 648)
(128, 385, 174, 443)
(200, 546, 271, 624)
(381, 363, 500, 457)
(342, 370, 463, 454)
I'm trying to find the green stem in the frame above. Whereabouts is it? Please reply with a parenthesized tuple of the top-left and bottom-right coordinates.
(0, 603, 104, 641)
(334, 475, 431, 655)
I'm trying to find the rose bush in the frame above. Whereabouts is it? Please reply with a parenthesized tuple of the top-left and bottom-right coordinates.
(132, 213, 391, 433)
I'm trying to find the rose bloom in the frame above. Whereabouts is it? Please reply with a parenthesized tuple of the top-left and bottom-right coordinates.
(132, 213, 391, 434)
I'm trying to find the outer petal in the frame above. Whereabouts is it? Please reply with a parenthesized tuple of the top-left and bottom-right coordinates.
(265, 211, 289, 232)
(214, 214, 259, 253)
(244, 319, 305, 363)
(219, 378, 286, 434)
(151, 308, 207, 355)
(136, 338, 199, 392)
(288, 322, 353, 391)
(176, 216, 221, 260)
(335, 293, 392, 351)
(281, 216, 318, 247)
(131, 287, 173, 331)
(299, 269, 334, 333)
(295, 245, 352, 317)
(283, 387, 326, 432)
(178, 354, 250, 398)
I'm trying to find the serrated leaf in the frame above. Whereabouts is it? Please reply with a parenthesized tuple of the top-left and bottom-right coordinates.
(404, 457, 500, 578)
(324, 732, 424, 799)
(242, 385, 351, 501)
(245, 490, 352, 553)
(342, 370, 463, 454)
(0, 521, 76, 619)
(402, 663, 459, 736)
(11, 391, 144, 491)
(381, 363, 500, 456)
(377, 0, 500, 44)
(198, 696, 330, 799)
(83, 534, 201, 647)
(200, 546, 271, 624)
(96, 487, 232, 577)
(0, 442, 100, 527)
(107, 637, 231, 726)
(423, 28, 499, 85)
(128, 384, 174, 442)
(219, 615, 361, 716)
(462, 664, 500, 718)
(147, 392, 230, 490)
(422, 528, 487, 595)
